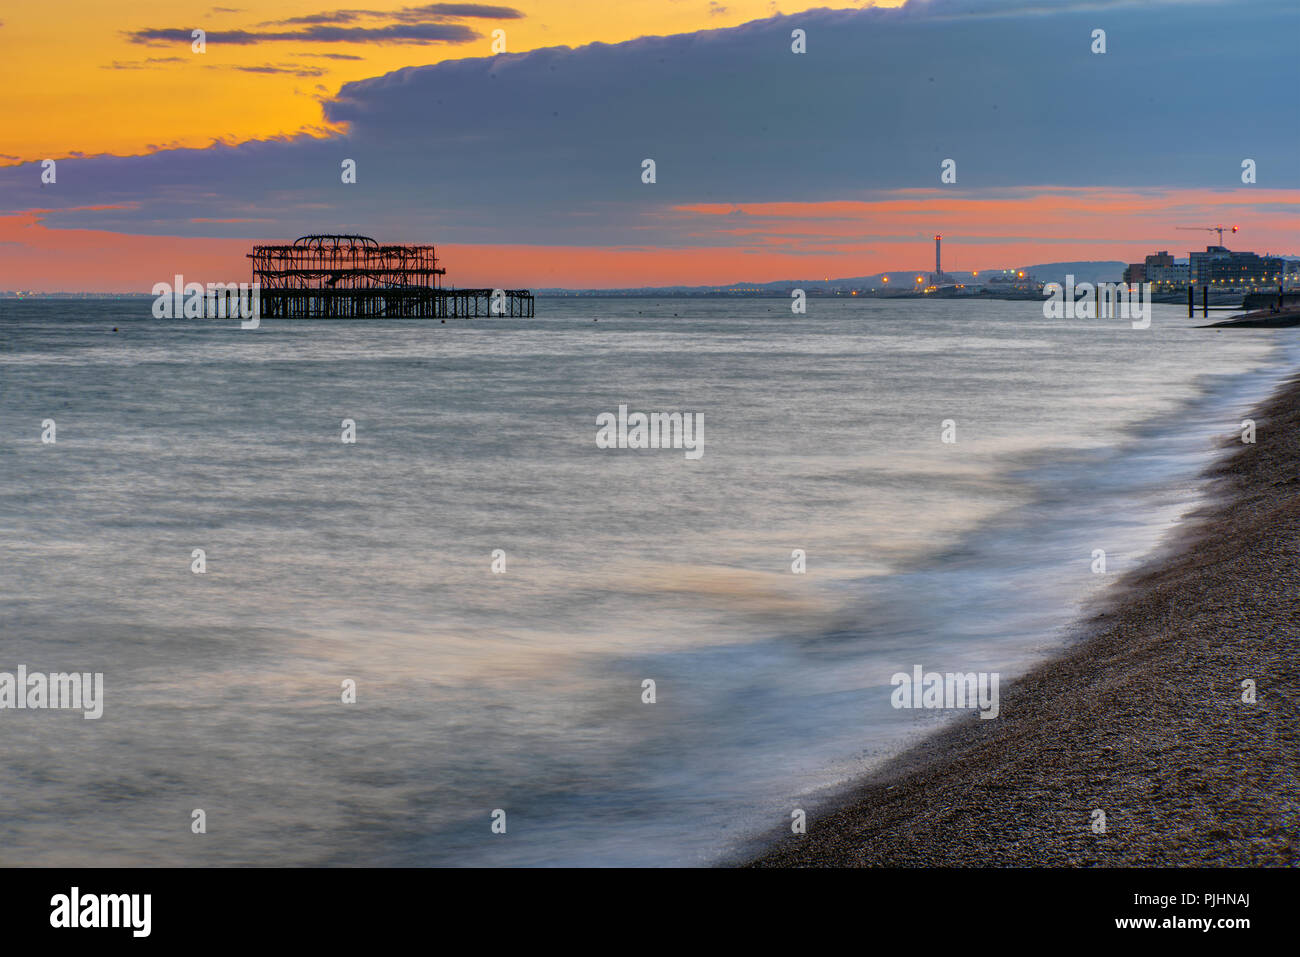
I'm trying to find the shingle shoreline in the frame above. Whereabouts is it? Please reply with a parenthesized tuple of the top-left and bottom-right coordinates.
(748, 372, 1300, 867)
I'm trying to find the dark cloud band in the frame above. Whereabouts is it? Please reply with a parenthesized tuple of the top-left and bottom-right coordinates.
(126, 23, 480, 45)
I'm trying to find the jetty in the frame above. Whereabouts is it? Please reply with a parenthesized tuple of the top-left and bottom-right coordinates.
(1199, 287, 1300, 327)
(247, 234, 534, 319)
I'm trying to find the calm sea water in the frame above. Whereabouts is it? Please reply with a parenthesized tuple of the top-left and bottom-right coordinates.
(0, 297, 1292, 865)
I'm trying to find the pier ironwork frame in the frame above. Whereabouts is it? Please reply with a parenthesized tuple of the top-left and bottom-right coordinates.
(248, 234, 533, 319)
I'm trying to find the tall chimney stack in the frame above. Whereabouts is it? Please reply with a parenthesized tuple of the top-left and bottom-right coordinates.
(935, 234, 942, 278)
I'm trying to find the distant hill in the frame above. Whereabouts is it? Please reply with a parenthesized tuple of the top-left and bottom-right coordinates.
(537, 261, 1128, 295)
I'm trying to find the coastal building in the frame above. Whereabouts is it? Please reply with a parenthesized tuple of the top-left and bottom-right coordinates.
(1125, 251, 1188, 288)
(1285, 260, 1300, 288)
(1144, 251, 1189, 288)
(1189, 245, 1284, 290)
(1148, 262, 1189, 286)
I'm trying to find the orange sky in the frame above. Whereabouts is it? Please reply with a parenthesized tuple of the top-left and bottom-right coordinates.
(2, 1, 894, 162)
(5, 187, 1297, 291)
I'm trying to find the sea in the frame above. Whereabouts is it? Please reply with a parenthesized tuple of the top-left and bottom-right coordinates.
(0, 296, 1293, 866)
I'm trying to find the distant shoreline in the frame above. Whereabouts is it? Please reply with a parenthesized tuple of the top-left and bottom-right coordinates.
(0, 290, 1255, 305)
(748, 370, 1300, 867)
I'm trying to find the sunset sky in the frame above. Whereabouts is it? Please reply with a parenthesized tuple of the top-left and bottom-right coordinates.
(3, 0, 1298, 290)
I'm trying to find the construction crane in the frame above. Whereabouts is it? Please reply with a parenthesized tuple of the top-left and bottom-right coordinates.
(1176, 224, 1238, 245)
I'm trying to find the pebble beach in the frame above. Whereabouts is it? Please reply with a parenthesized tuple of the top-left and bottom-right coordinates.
(752, 370, 1300, 867)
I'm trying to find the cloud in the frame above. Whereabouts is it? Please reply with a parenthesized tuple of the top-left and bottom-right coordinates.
(100, 56, 328, 76)
(413, 3, 524, 18)
(881, 0, 1222, 16)
(126, 23, 479, 46)
(101, 57, 188, 70)
(12, 0, 1300, 255)
(228, 64, 329, 77)
(261, 4, 525, 26)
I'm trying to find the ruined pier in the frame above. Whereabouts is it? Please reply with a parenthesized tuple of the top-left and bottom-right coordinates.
(248, 234, 534, 319)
